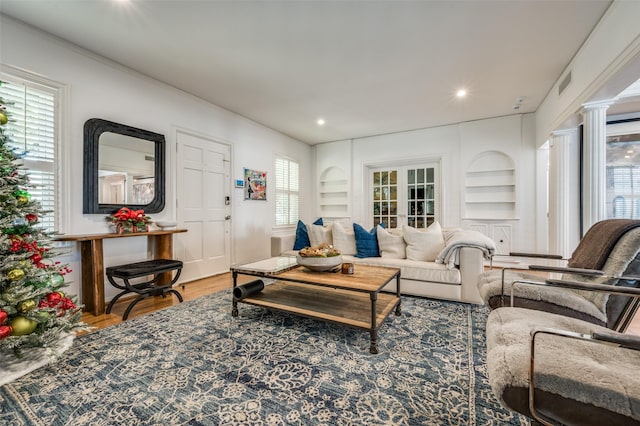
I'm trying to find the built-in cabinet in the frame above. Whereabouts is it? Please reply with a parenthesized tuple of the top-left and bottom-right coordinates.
(463, 151, 517, 255)
(319, 166, 349, 218)
(465, 222, 513, 255)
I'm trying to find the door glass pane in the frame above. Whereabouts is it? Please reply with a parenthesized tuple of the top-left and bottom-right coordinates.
(372, 164, 438, 229)
(426, 168, 434, 182)
(373, 187, 380, 200)
(407, 166, 436, 228)
(372, 168, 398, 228)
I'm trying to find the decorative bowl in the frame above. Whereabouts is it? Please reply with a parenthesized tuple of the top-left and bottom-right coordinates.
(296, 254, 343, 272)
(156, 220, 178, 229)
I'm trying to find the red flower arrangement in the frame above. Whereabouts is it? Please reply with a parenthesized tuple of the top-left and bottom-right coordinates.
(106, 207, 151, 233)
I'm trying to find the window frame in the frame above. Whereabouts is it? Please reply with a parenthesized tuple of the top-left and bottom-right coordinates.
(0, 65, 69, 234)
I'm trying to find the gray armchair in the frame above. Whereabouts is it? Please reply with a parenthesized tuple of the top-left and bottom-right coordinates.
(486, 306, 640, 425)
(478, 219, 640, 331)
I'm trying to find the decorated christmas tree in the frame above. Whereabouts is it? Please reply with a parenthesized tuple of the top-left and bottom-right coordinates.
(0, 82, 83, 357)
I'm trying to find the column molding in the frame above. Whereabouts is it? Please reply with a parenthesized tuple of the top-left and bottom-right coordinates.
(580, 100, 615, 233)
(549, 129, 576, 257)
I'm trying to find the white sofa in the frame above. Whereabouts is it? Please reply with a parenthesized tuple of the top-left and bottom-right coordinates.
(271, 224, 493, 304)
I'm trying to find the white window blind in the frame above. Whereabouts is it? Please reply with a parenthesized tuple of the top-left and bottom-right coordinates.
(275, 157, 299, 226)
(608, 166, 640, 219)
(0, 79, 58, 232)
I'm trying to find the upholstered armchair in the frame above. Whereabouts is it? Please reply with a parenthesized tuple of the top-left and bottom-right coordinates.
(478, 219, 640, 331)
(486, 306, 640, 425)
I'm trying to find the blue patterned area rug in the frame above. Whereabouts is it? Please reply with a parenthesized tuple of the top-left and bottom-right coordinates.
(0, 290, 527, 425)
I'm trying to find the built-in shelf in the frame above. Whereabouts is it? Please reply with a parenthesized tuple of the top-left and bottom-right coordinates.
(464, 152, 516, 220)
(319, 167, 349, 218)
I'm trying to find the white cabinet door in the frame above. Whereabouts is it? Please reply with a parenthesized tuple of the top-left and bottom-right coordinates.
(463, 221, 512, 255)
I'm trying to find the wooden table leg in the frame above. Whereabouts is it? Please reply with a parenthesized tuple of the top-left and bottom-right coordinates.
(80, 239, 105, 316)
(151, 234, 174, 285)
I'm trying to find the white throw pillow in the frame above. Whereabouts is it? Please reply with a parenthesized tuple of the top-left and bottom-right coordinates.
(332, 220, 357, 255)
(403, 222, 445, 261)
(307, 223, 333, 247)
(377, 225, 406, 259)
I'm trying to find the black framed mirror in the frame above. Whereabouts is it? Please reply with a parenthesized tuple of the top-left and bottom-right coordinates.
(83, 118, 165, 214)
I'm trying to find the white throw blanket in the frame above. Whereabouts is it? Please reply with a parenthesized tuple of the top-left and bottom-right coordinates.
(436, 230, 496, 269)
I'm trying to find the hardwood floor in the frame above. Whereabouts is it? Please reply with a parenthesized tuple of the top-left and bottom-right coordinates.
(80, 272, 240, 331)
(80, 271, 640, 336)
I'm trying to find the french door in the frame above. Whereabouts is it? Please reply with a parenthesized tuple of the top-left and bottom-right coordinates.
(370, 163, 440, 228)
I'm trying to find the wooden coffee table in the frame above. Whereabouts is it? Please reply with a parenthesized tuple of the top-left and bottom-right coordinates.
(231, 257, 401, 354)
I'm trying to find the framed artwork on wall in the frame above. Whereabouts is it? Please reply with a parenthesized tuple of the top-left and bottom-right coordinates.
(244, 168, 267, 200)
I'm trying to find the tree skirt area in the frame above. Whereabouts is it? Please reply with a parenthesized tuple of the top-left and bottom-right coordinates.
(0, 332, 75, 387)
(0, 290, 528, 425)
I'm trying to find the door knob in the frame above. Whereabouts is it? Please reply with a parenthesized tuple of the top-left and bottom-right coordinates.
(225, 215, 231, 220)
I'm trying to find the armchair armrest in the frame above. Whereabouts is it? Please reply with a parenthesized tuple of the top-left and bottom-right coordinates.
(543, 278, 640, 296)
(528, 265, 604, 276)
(528, 327, 640, 425)
(509, 252, 564, 260)
(592, 330, 640, 350)
(499, 265, 604, 296)
(506, 277, 640, 309)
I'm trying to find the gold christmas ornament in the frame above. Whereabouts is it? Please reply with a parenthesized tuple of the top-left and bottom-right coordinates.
(18, 299, 36, 312)
(7, 269, 25, 281)
(10, 316, 38, 336)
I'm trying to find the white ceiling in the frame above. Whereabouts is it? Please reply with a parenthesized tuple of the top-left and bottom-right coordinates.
(0, 0, 614, 144)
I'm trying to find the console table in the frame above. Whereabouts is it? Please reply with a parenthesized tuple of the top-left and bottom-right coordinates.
(55, 229, 187, 316)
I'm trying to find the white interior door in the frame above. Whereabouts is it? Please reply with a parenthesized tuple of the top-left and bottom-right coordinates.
(176, 130, 231, 282)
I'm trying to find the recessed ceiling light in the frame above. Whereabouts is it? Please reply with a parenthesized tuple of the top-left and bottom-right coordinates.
(456, 89, 467, 98)
(316, 118, 325, 126)
(628, 150, 634, 154)
(625, 155, 631, 159)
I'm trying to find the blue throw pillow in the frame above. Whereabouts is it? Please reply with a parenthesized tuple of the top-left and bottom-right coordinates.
(293, 218, 323, 250)
(353, 222, 384, 258)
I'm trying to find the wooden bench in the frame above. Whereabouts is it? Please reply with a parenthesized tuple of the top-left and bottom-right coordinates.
(106, 259, 183, 320)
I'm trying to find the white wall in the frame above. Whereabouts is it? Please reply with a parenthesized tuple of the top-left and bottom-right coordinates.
(536, 0, 640, 251)
(315, 114, 539, 252)
(0, 16, 312, 299)
(536, 0, 640, 143)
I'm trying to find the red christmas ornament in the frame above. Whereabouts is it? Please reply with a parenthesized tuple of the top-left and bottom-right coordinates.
(46, 292, 62, 304)
(30, 253, 43, 264)
(0, 325, 12, 339)
(0, 309, 7, 324)
(62, 297, 76, 310)
(25, 213, 39, 223)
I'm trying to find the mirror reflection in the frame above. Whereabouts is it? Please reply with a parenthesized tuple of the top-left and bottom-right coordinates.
(98, 132, 156, 205)
(83, 118, 165, 214)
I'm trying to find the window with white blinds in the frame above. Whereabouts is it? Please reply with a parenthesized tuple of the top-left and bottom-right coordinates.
(275, 157, 299, 226)
(0, 78, 58, 233)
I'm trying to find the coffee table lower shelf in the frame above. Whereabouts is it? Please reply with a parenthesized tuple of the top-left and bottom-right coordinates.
(237, 281, 400, 353)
